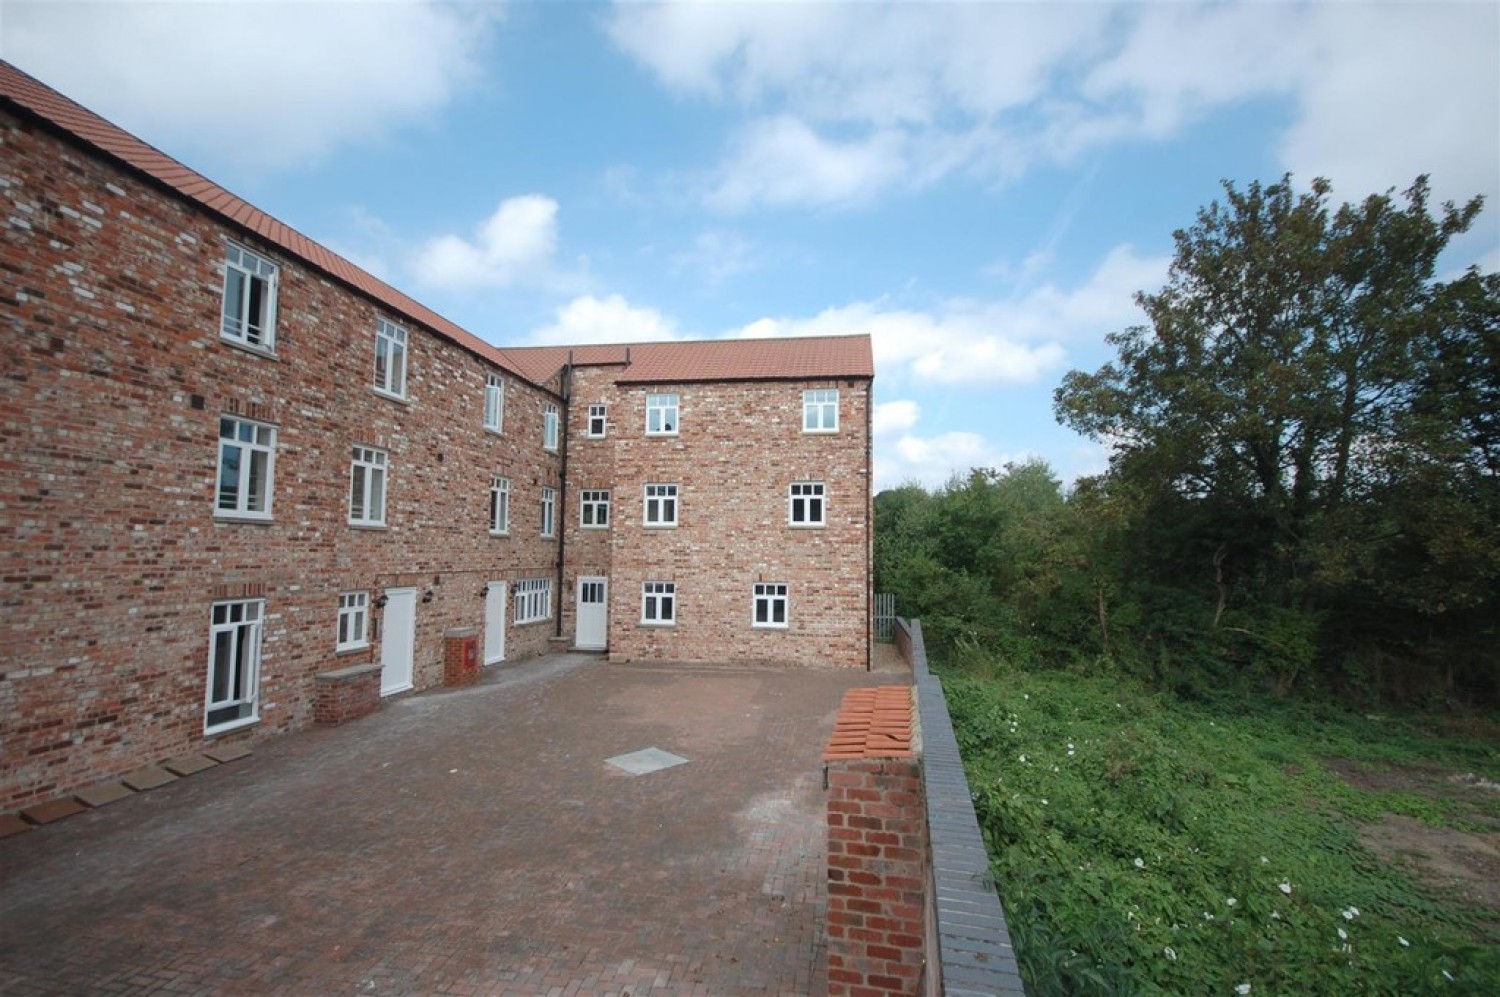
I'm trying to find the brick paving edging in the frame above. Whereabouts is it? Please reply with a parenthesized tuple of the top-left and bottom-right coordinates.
(900, 619, 1028, 996)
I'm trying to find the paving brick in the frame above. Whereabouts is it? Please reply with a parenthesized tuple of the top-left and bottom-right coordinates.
(120, 767, 178, 792)
(162, 755, 218, 777)
(0, 653, 890, 994)
(74, 782, 135, 808)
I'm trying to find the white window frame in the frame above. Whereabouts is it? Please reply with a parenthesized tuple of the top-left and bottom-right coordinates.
(587, 403, 608, 438)
(373, 318, 408, 400)
(789, 481, 826, 527)
(641, 581, 676, 626)
(543, 403, 560, 452)
(349, 445, 388, 527)
(753, 582, 789, 629)
(216, 415, 276, 520)
(643, 483, 678, 527)
(205, 598, 263, 733)
(580, 489, 610, 529)
(490, 476, 510, 535)
(646, 393, 679, 436)
(337, 591, 369, 652)
(484, 373, 505, 432)
(514, 578, 552, 625)
(803, 389, 839, 433)
(220, 243, 278, 352)
(541, 486, 557, 538)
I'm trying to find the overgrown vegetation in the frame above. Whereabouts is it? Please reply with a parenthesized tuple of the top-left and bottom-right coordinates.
(880, 176, 1498, 706)
(942, 653, 1500, 995)
(876, 175, 1500, 992)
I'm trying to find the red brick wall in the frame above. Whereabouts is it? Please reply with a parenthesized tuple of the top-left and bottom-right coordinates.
(563, 367, 872, 668)
(313, 664, 380, 726)
(0, 110, 562, 809)
(825, 687, 927, 996)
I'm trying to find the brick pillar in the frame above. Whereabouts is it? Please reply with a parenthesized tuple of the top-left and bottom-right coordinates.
(825, 686, 926, 996)
(443, 627, 479, 686)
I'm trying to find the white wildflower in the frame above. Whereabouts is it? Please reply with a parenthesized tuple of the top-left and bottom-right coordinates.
(1271, 910, 1281, 920)
(1018, 754, 1027, 763)
(1260, 856, 1269, 864)
(1278, 882, 1292, 895)
(1443, 970, 1454, 981)
(1342, 906, 1360, 920)
(1164, 946, 1176, 961)
(1398, 936, 1409, 947)
(1236, 984, 1251, 995)
(1041, 798, 1049, 805)
(1226, 898, 1238, 908)
(1337, 927, 1348, 941)
(1134, 857, 1145, 869)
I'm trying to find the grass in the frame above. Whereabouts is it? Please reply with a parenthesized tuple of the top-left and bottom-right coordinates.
(939, 649, 1500, 996)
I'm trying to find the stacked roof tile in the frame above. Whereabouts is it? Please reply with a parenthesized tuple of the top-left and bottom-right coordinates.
(823, 686, 915, 761)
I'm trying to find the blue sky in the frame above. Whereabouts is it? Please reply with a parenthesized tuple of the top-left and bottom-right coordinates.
(7, 1, 1498, 490)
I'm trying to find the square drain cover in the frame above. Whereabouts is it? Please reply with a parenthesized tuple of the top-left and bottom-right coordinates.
(607, 747, 689, 776)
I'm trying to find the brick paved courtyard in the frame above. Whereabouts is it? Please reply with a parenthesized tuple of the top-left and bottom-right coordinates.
(0, 653, 902, 995)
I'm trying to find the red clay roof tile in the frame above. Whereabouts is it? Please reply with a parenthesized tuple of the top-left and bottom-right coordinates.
(503, 334, 874, 386)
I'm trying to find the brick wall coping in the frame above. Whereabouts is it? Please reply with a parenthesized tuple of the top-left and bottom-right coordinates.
(822, 685, 914, 761)
(898, 618, 1028, 996)
(315, 662, 382, 683)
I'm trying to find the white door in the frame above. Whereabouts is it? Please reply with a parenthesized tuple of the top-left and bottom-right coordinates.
(484, 581, 507, 665)
(576, 576, 608, 650)
(380, 587, 416, 695)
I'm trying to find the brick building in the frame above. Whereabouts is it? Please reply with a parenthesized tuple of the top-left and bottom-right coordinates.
(0, 62, 873, 811)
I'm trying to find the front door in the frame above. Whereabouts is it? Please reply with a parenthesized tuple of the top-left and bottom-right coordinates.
(484, 581, 507, 665)
(576, 576, 608, 650)
(380, 587, 416, 695)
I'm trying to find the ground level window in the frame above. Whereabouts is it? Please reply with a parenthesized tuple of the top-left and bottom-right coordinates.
(581, 489, 610, 528)
(753, 583, 789, 629)
(642, 581, 676, 625)
(206, 599, 263, 732)
(337, 591, 369, 651)
(515, 578, 552, 624)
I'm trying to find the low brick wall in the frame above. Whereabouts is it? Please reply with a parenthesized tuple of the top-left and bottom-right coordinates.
(313, 663, 381, 726)
(901, 618, 1026, 996)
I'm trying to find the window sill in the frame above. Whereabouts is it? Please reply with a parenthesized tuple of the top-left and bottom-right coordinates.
(802, 429, 839, 435)
(788, 523, 827, 530)
(372, 387, 411, 405)
(638, 621, 677, 628)
(214, 513, 274, 525)
(645, 432, 680, 439)
(585, 433, 607, 440)
(489, 529, 510, 537)
(543, 446, 559, 454)
(581, 524, 609, 531)
(335, 643, 370, 656)
(220, 336, 278, 360)
(514, 618, 553, 628)
(348, 521, 389, 531)
(643, 523, 678, 529)
(204, 714, 259, 737)
(752, 624, 790, 631)
(484, 425, 504, 437)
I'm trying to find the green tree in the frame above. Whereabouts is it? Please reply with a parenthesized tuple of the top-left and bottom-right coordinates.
(1055, 175, 1493, 699)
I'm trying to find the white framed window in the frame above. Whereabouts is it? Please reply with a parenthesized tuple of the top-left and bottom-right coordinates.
(641, 581, 676, 625)
(514, 578, 552, 624)
(373, 318, 408, 399)
(541, 486, 557, 537)
(206, 598, 262, 733)
(580, 489, 610, 529)
(349, 445, 388, 526)
(543, 403, 560, 452)
(644, 483, 678, 527)
(337, 591, 369, 652)
(484, 373, 505, 432)
(216, 416, 276, 520)
(646, 393, 679, 436)
(753, 583, 789, 629)
(490, 476, 510, 535)
(587, 403, 608, 438)
(789, 482, 826, 527)
(803, 389, 839, 433)
(220, 243, 278, 351)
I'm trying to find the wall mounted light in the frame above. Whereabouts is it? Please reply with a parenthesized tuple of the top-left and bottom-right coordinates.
(422, 589, 435, 604)
(375, 594, 388, 609)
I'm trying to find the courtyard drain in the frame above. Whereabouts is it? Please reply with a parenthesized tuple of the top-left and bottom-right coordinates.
(606, 747, 689, 776)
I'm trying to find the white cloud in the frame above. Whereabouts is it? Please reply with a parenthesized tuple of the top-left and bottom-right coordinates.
(878, 431, 1027, 491)
(707, 116, 907, 211)
(670, 230, 759, 284)
(529, 294, 679, 346)
(411, 196, 560, 290)
(873, 400, 921, 437)
(4, 0, 498, 173)
(608, 2, 1498, 213)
